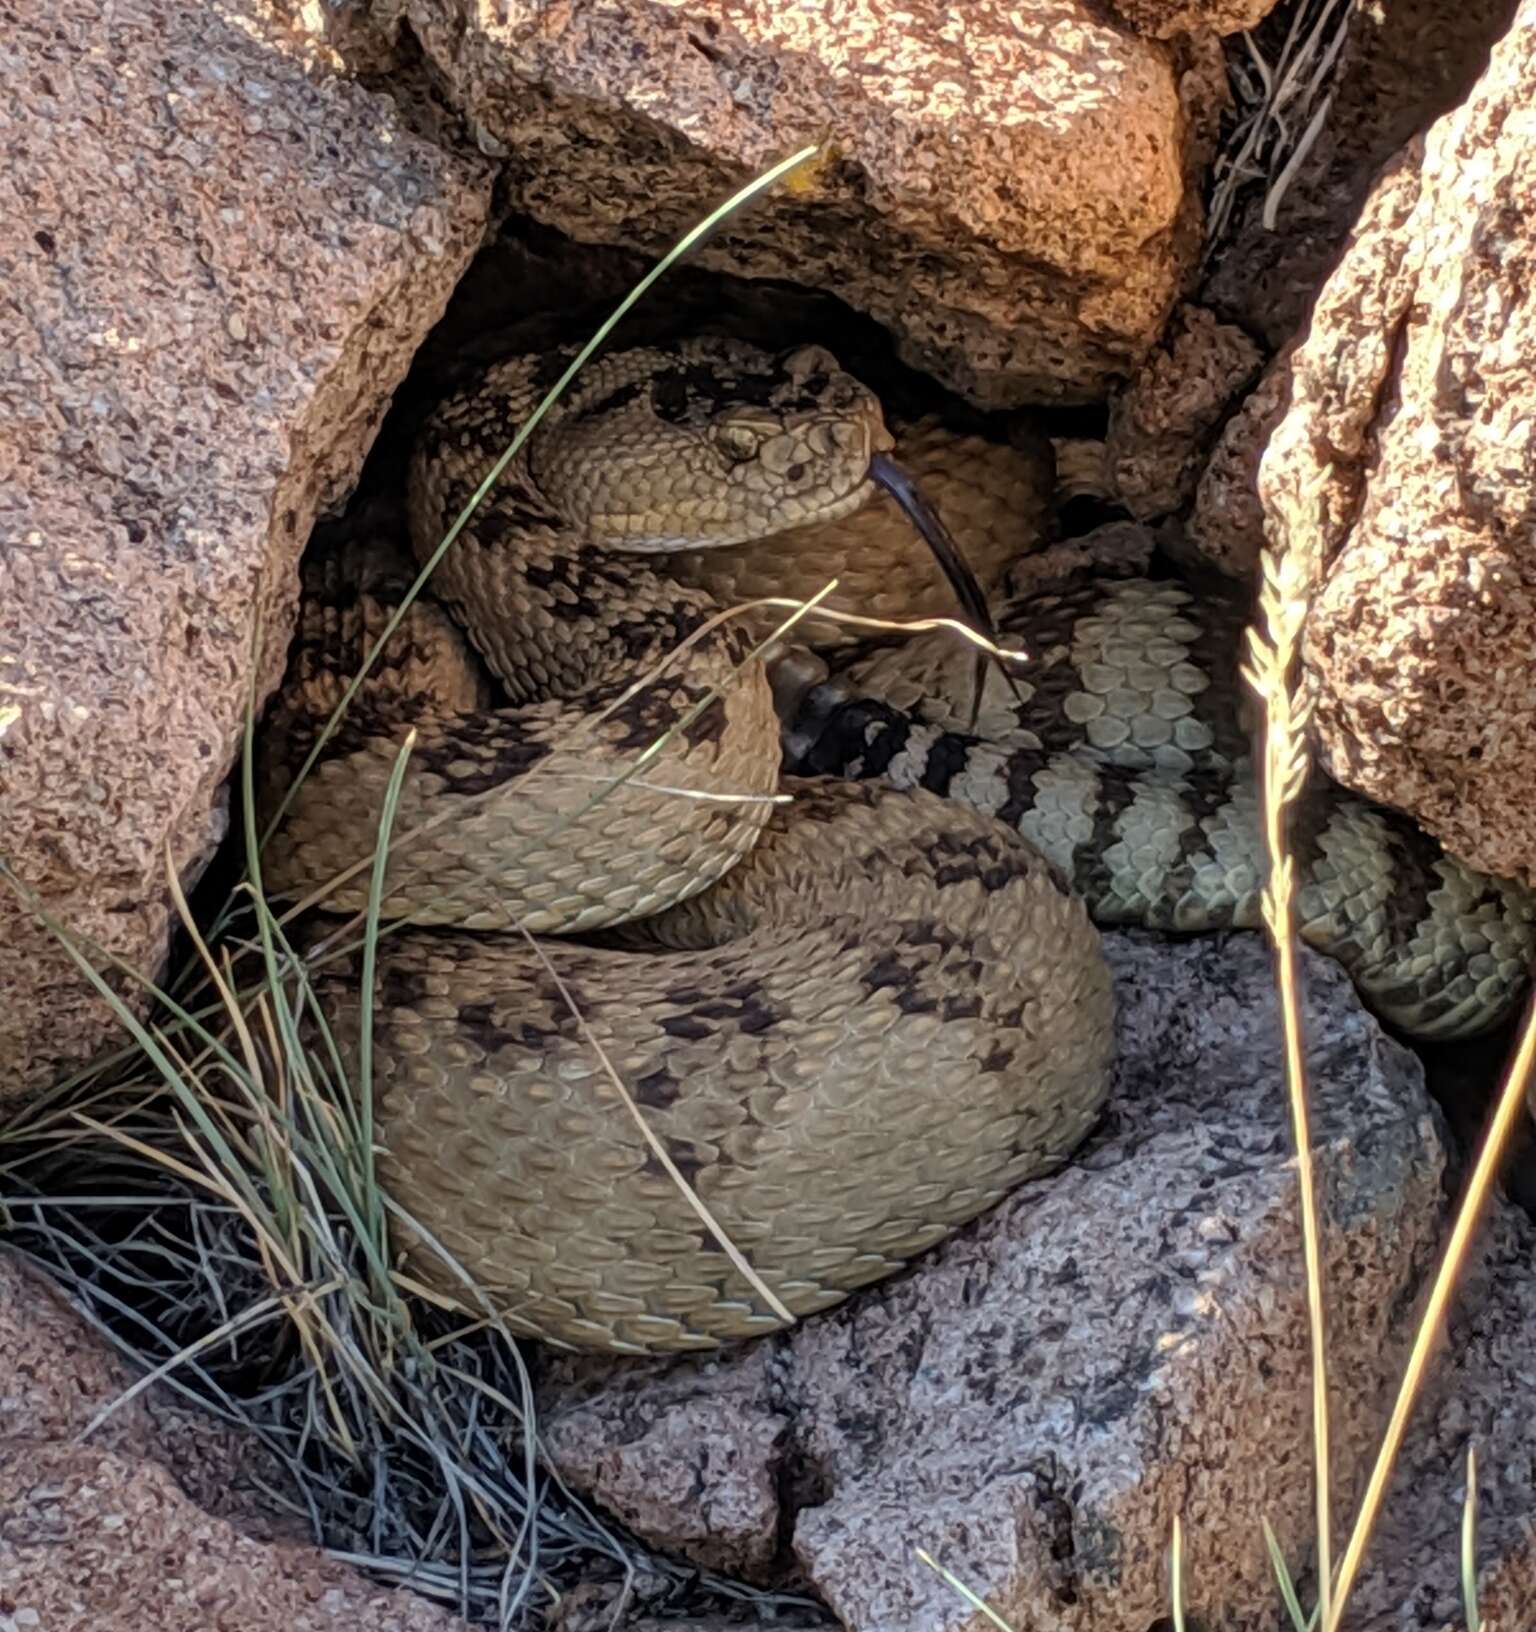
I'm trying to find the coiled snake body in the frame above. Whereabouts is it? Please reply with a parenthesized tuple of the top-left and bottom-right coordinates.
(264, 340, 1536, 1354)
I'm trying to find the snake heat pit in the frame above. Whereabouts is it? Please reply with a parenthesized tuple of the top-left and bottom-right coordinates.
(262, 339, 1536, 1354)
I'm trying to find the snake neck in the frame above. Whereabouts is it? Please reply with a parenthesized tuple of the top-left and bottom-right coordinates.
(784, 574, 1257, 915)
(415, 476, 755, 711)
(784, 571, 1536, 1039)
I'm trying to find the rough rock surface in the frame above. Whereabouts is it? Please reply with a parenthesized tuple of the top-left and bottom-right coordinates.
(555, 1605, 828, 1632)
(382, 0, 1208, 407)
(538, 933, 1447, 1632)
(1104, 303, 1263, 521)
(0, 0, 493, 1100)
(1184, 343, 1293, 579)
(1190, 0, 1520, 581)
(546, 1383, 787, 1583)
(1260, 2, 1536, 888)
(1191, 0, 1520, 580)
(1105, 0, 1282, 40)
(0, 1250, 468, 1630)
(1203, 0, 1519, 347)
(0, 1444, 471, 1631)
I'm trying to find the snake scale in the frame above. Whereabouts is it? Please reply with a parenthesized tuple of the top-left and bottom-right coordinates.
(263, 339, 1536, 1355)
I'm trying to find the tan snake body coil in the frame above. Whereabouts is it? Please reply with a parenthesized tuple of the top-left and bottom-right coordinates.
(264, 339, 1536, 1355)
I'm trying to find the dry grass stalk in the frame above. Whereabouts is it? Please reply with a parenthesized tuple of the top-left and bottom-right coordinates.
(1326, 1005, 1536, 1627)
(1241, 459, 1335, 1626)
(1204, 0, 1357, 265)
(1248, 450, 1535, 1630)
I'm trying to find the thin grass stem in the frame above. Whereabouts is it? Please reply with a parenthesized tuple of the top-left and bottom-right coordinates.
(511, 927, 792, 1327)
(1462, 1444, 1481, 1632)
(1243, 468, 1335, 1628)
(1263, 1516, 1317, 1632)
(1327, 997, 1536, 1627)
(914, 1549, 1018, 1632)
(356, 729, 418, 1293)
(1170, 1515, 1188, 1632)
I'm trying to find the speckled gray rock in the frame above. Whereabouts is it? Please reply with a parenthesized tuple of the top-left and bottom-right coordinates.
(375, 0, 1210, 408)
(541, 1370, 788, 1583)
(0, 0, 492, 1099)
(0, 1250, 468, 1630)
(550, 1592, 828, 1632)
(1104, 303, 1264, 521)
(1260, 0, 1536, 889)
(538, 932, 1446, 1631)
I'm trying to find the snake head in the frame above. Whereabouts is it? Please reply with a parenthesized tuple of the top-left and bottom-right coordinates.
(531, 339, 896, 549)
(524, 340, 1012, 704)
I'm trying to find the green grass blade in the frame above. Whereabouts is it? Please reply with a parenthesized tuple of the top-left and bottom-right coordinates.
(354, 731, 412, 1246)
(0, 859, 248, 1088)
(1262, 1517, 1316, 1632)
(1170, 1515, 1187, 1632)
(2, 881, 274, 1227)
(241, 616, 295, 1011)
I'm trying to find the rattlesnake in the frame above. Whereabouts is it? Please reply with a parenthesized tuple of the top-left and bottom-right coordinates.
(263, 339, 1536, 1355)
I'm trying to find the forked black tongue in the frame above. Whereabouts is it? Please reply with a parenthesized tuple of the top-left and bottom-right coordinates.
(869, 452, 1023, 729)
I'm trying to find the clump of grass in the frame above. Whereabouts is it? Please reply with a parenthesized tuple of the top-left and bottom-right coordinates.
(0, 145, 835, 1628)
(0, 852, 643, 1625)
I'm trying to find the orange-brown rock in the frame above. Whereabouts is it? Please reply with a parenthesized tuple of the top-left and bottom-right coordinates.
(1105, 303, 1263, 520)
(1104, 0, 1282, 38)
(0, 0, 492, 1099)
(382, 0, 1212, 407)
(1203, 0, 1519, 348)
(1260, 1, 1536, 887)
(1185, 344, 1293, 578)
(1186, 0, 1518, 578)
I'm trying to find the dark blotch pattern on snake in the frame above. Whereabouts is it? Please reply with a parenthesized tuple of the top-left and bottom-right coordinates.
(261, 339, 1536, 1354)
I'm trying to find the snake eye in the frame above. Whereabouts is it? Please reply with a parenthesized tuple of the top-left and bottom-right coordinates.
(714, 422, 764, 463)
